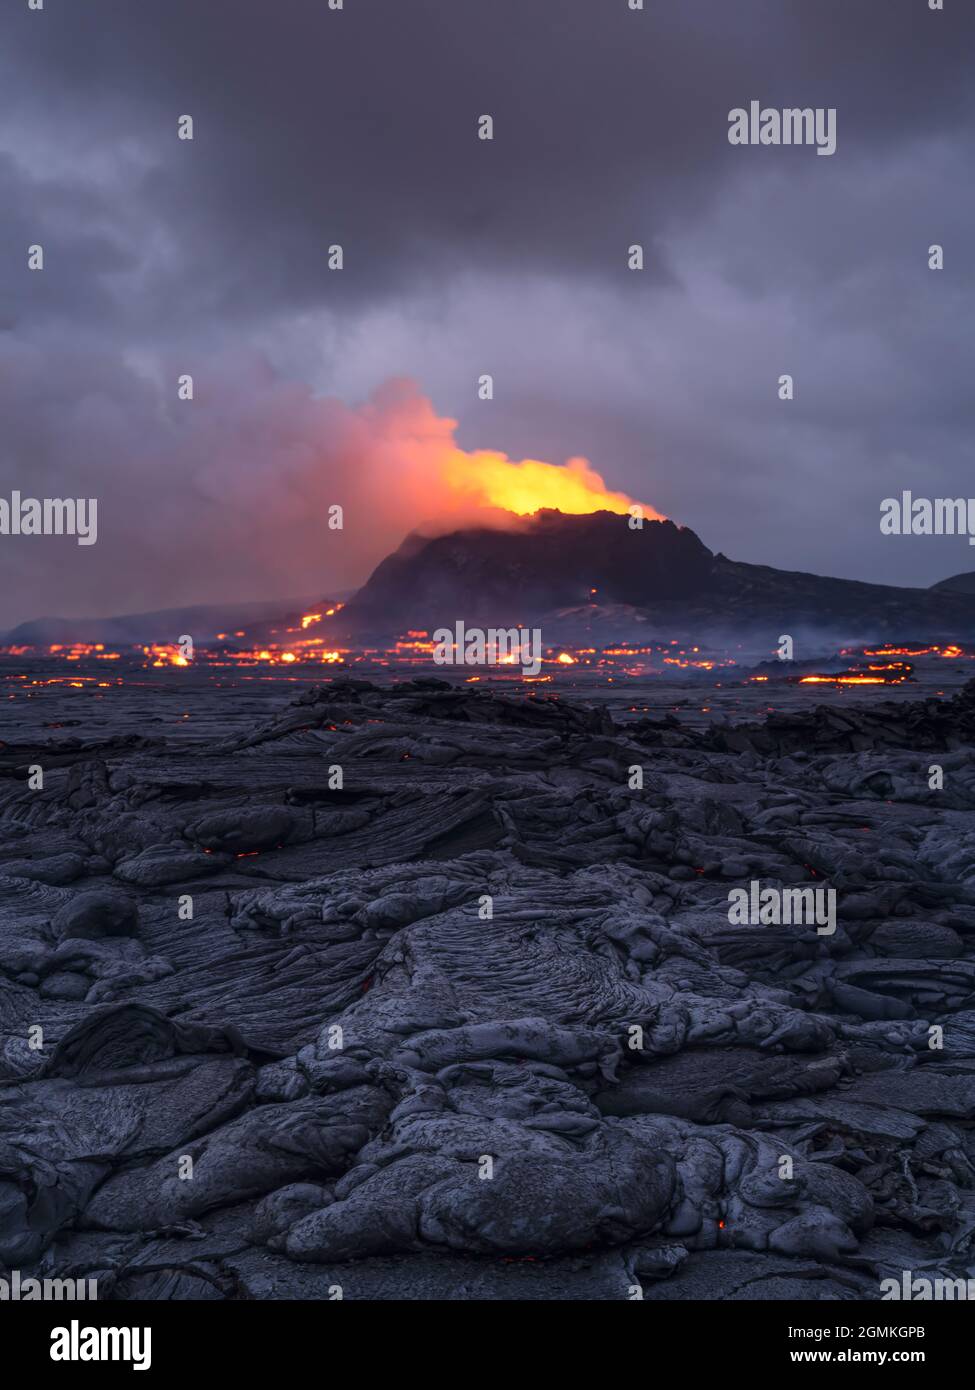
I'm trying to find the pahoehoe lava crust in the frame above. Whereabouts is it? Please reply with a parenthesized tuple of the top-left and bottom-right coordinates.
(3, 677, 975, 1299)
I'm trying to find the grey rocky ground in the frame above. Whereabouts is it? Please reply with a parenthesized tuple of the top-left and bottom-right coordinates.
(2, 674, 975, 1300)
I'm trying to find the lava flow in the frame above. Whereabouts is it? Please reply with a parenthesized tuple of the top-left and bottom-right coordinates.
(3, 635, 972, 684)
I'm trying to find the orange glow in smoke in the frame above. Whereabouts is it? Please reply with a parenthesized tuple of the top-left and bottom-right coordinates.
(439, 450, 662, 519)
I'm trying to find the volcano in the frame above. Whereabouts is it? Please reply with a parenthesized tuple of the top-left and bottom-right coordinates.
(336, 509, 975, 644)
(342, 512, 711, 629)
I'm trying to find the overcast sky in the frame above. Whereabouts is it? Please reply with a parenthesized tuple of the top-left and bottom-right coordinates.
(1, 0, 973, 628)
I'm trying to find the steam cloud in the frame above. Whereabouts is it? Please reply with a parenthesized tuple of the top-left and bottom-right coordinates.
(0, 356, 651, 629)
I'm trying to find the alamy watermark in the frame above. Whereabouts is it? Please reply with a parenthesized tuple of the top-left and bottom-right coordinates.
(0, 491, 98, 545)
(0, 1269, 98, 1300)
(50, 1319, 151, 1371)
(881, 1271, 975, 1300)
(728, 102, 836, 156)
(432, 621, 542, 677)
(880, 492, 975, 545)
(728, 881, 837, 936)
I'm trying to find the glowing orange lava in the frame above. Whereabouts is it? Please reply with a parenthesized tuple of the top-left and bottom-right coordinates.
(440, 450, 662, 519)
(799, 675, 887, 685)
(862, 644, 969, 659)
(141, 644, 188, 668)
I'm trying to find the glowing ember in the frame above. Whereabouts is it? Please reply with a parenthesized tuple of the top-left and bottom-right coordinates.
(663, 656, 728, 671)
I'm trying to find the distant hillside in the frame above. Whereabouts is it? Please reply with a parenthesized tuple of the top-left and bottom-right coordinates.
(932, 571, 975, 596)
(2, 598, 322, 647)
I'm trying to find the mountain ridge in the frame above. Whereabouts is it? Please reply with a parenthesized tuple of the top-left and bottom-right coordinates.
(5, 512, 975, 647)
(335, 509, 975, 643)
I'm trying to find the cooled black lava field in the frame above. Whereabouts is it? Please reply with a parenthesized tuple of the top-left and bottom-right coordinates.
(3, 664, 975, 1301)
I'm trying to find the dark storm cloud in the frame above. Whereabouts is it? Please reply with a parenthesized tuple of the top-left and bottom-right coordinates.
(5, 0, 973, 321)
(0, 0, 973, 626)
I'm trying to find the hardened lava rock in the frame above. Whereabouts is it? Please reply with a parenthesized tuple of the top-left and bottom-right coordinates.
(2, 677, 975, 1298)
